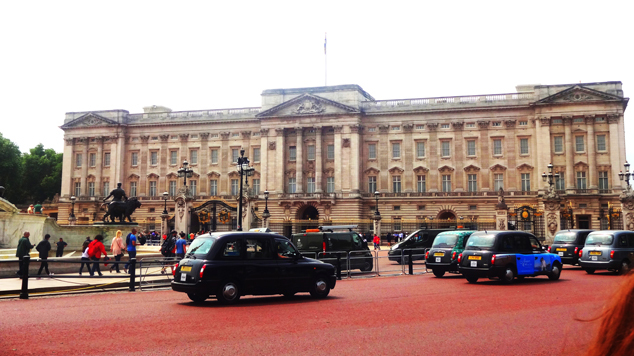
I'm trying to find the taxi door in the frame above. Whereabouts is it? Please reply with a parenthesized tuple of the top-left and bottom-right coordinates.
(514, 234, 536, 275)
(529, 235, 553, 274)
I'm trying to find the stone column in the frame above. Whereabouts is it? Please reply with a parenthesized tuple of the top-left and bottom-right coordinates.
(112, 135, 126, 189)
(161, 212, 170, 237)
(402, 123, 414, 192)
(220, 132, 230, 195)
(477, 121, 490, 190)
(564, 117, 574, 190)
(95, 137, 103, 197)
(373, 216, 382, 240)
(174, 191, 193, 235)
(620, 189, 634, 231)
(295, 127, 304, 193)
(61, 138, 74, 198)
(79, 137, 89, 196)
(542, 197, 562, 244)
(608, 114, 623, 192)
(452, 122, 464, 191)
(350, 124, 362, 194)
(159, 134, 169, 193)
(334, 125, 343, 192)
(586, 116, 597, 189)
(427, 123, 439, 191)
(275, 128, 285, 194)
(140, 135, 150, 196)
(199, 133, 210, 194)
(505, 120, 517, 190)
(315, 127, 323, 193)
(378, 125, 390, 192)
(259, 129, 269, 191)
(495, 193, 508, 230)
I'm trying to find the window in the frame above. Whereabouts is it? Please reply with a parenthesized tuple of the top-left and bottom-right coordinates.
(417, 175, 426, 193)
(307, 145, 315, 160)
(554, 137, 563, 153)
(575, 136, 585, 152)
(169, 181, 177, 196)
(597, 135, 606, 151)
(416, 125, 424, 130)
(392, 176, 402, 193)
(417, 142, 425, 158)
(392, 143, 401, 159)
(252, 179, 260, 195)
(232, 132, 239, 137)
(131, 152, 138, 166)
(520, 138, 529, 155)
(288, 178, 296, 193)
(190, 150, 198, 164)
(327, 144, 334, 159)
(493, 139, 502, 155)
(253, 147, 260, 162)
(103, 182, 109, 197)
(442, 175, 451, 192)
(89, 153, 96, 167)
(599, 171, 608, 190)
(170, 151, 178, 165)
(288, 146, 296, 161)
(468, 174, 477, 192)
(326, 177, 335, 193)
(573, 118, 584, 123)
(190, 181, 197, 196)
(75, 154, 82, 168)
(231, 179, 239, 195)
(150, 151, 157, 165)
(519, 121, 528, 126)
(393, 206, 401, 211)
(393, 218, 402, 232)
(467, 140, 476, 156)
(103, 152, 110, 167)
(441, 124, 450, 129)
(149, 208, 155, 213)
(232, 149, 239, 163)
(149, 181, 157, 196)
(369, 144, 377, 159)
(579, 203, 587, 209)
(74, 182, 81, 196)
(596, 117, 605, 122)
(492, 122, 501, 127)
(211, 149, 218, 164)
(466, 123, 475, 128)
(368, 127, 376, 132)
(555, 173, 565, 190)
(368, 176, 376, 193)
(88, 182, 95, 197)
(246, 238, 272, 260)
(209, 180, 217, 196)
(418, 205, 426, 210)
(553, 119, 563, 124)
(306, 177, 315, 193)
(221, 240, 242, 259)
(521, 173, 530, 192)
(130, 182, 137, 197)
(441, 141, 451, 157)
(576, 171, 587, 189)
(494, 174, 504, 191)
(391, 126, 400, 131)
(469, 205, 477, 211)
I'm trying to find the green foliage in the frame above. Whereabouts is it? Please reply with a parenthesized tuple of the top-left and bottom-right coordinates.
(0, 133, 24, 202)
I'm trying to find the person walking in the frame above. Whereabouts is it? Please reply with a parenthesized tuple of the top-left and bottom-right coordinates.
(55, 238, 67, 257)
(175, 233, 188, 261)
(373, 234, 381, 251)
(35, 234, 53, 279)
(109, 230, 125, 273)
(79, 240, 91, 275)
(123, 228, 138, 274)
(386, 232, 392, 246)
(88, 235, 108, 277)
(16, 231, 35, 278)
(160, 231, 177, 274)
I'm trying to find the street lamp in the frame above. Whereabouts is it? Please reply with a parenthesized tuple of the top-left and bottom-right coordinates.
(162, 191, 169, 215)
(262, 190, 270, 219)
(177, 160, 194, 188)
(542, 163, 559, 189)
(236, 148, 254, 231)
(619, 162, 632, 188)
(69, 195, 76, 219)
(374, 191, 380, 218)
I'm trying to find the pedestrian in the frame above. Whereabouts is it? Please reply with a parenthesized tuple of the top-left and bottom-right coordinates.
(109, 230, 125, 273)
(123, 228, 138, 274)
(36, 234, 53, 279)
(55, 238, 67, 257)
(160, 231, 177, 274)
(175, 233, 188, 260)
(387, 232, 392, 246)
(373, 234, 381, 251)
(88, 234, 108, 277)
(85, 236, 92, 244)
(34, 201, 43, 214)
(16, 231, 35, 278)
(27, 204, 34, 214)
(79, 240, 91, 275)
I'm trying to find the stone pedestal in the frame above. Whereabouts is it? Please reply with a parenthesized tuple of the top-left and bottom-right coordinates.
(174, 186, 193, 235)
(542, 199, 562, 244)
(241, 197, 252, 231)
(160, 213, 170, 237)
(261, 211, 271, 229)
(68, 216, 76, 226)
(373, 216, 382, 237)
(496, 210, 508, 230)
(619, 188, 634, 231)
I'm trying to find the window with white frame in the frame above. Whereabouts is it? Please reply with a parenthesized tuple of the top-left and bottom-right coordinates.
(441, 124, 450, 129)
(575, 136, 585, 152)
(468, 174, 477, 192)
(417, 175, 426, 192)
(76, 154, 82, 168)
(209, 180, 217, 196)
(252, 179, 260, 195)
(288, 177, 296, 193)
(369, 144, 377, 159)
(150, 151, 158, 165)
(190, 181, 197, 196)
(103, 152, 110, 167)
(519, 121, 528, 126)
(149, 181, 157, 196)
(520, 138, 529, 155)
(289, 146, 296, 161)
(190, 150, 198, 164)
(89, 153, 96, 167)
(169, 181, 177, 196)
(131, 152, 138, 166)
(521, 173, 530, 192)
(417, 142, 425, 158)
(555, 172, 565, 190)
(599, 171, 608, 190)
(573, 118, 584, 123)
(103, 182, 109, 197)
(327, 144, 334, 159)
(231, 179, 239, 195)
(392, 142, 401, 159)
(74, 182, 81, 196)
(306, 177, 315, 193)
(253, 147, 260, 163)
(467, 140, 476, 156)
(596, 135, 606, 151)
(170, 151, 178, 165)
(442, 175, 451, 192)
(494, 173, 504, 191)
(393, 218, 402, 231)
(493, 139, 502, 155)
(326, 177, 335, 193)
(130, 182, 137, 197)
(392, 176, 402, 193)
(211, 149, 218, 164)
(88, 182, 95, 197)
(232, 149, 239, 163)
(441, 141, 451, 157)
(554, 137, 563, 153)
(576, 171, 587, 189)
(492, 122, 501, 127)
(307, 145, 315, 160)
(466, 123, 476, 128)
(368, 176, 376, 193)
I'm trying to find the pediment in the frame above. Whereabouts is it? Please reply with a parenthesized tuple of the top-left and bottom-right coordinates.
(463, 164, 481, 172)
(388, 166, 405, 174)
(489, 164, 507, 171)
(364, 167, 380, 175)
(535, 85, 623, 105)
(166, 172, 178, 179)
(413, 166, 429, 174)
(207, 171, 221, 178)
(147, 173, 159, 179)
(574, 161, 589, 168)
(438, 165, 455, 172)
(516, 163, 534, 171)
(61, 113, 119, 129)
(256, 93, 360, 118)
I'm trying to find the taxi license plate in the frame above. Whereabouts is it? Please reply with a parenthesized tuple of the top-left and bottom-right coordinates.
(434, 252, 444, 257)
(558, 252, 564, 256)
(180, 266, 192, 272)
(468, 256, 481, 260)
(470, 261, 478, 267)
(591, 256, 598, 261)
(556, 248, 567, 252)
(435, 257, 441, 263)
(589, 251, 602, 256)
(180, 273, 187, 282)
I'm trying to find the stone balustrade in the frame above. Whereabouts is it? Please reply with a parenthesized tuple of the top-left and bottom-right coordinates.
(361, 92, 534, 111)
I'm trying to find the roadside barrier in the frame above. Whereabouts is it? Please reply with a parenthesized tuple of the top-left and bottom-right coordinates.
(138, 257, 176, 290)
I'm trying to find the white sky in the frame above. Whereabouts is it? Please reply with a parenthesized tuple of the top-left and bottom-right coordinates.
(1, 0, 632, 163)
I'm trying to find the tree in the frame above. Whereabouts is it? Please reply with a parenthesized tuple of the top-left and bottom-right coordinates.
(21, 144, 63, 203)
(0, 133, 24, 203)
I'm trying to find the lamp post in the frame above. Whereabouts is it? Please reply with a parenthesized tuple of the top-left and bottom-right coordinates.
(374, 191, 380, 218)
(619, 161, 632, 188)
(69, 195, 76, 225)
(177, 160, 193, 189)
(162, 191, 169, 215)
(261, 190, 270, 228)
(236, 148, 254, 231)
(542, 163, 559, 190)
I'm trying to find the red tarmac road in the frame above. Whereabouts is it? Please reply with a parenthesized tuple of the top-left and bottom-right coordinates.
(0, 267, 623, 356)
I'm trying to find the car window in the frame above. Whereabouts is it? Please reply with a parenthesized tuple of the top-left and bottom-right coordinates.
(246, 238, 273, 260)
(433, 234, 459, 248)
(586, 234, 614, 246)
(618, 234, 628, 247)
(466, 233, 496, 249)
(186, 237, 216, 256)
(275, 239, 299, 259)
(220, 239, 243, 259)
(628, 234, 634, 248)
(500, 235, 515, 252)
(351, 233, 364, 246)
(529, 236, 542, 252)
(553, 232, 577, 243)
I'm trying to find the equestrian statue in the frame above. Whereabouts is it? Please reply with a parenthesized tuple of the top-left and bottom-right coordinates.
(101, 183, 142, 223)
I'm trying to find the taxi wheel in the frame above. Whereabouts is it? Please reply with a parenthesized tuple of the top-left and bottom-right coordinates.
(548, 264, 562, 280)
(433, 270, 445, 278)
(466, 276, 478, 284)
(187, 292, 208, 303)
(310, 275, 331, 299)
(584, 268, 595, 274)
(501, 267, 515, 284)
(217, 281, 241, 305)
(360, 261, 373, 272)
(619, 261, 630, 275)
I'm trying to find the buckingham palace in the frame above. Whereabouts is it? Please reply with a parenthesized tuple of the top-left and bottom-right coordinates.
(58, 81, 629, 240)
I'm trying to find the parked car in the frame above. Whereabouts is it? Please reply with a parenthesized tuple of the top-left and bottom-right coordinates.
(290, 225, 373, 272)
(388, 229, 454, 264)
(458, 231, 563, 284)
(425, 230, 475, 277)
(549, 229, 593, 265)
(171, 232, 336, 304)
(578, 230, 634, 275)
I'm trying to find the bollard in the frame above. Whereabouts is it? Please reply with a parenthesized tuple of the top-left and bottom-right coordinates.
(408, 250, 414, 275)
(20, 256, 30, 299)
(129, 258, 136, 291)
(336, 254, 342, 280)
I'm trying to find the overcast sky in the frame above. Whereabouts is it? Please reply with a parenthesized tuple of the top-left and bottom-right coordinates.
(1, 0, 632, 163)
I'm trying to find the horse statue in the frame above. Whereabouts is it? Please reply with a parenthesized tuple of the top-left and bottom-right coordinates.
(101, 197, 142, 223)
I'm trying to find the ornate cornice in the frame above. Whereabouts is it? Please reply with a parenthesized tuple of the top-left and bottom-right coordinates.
(350, 124, 362, 134)
(220, 131, 231, 139)
(402, 123, 414, 132)
(504, 120, 516, 128)
(477, 121, 489, 129)
(274, 128, 285, 135)
(260, 128, 269, 137)
(159, 134, 170, 142)
(200, 132, 210, 140)
(241, 131, 252, 138)
(427, 123, 438, 131)
(140, 135, 150, 143)
(179, 134, 189, 142)
(378, 124, 390, 133)
(333, 125, 344, 134)
(65, 138, 74, 146)
(452, 122, 464, 131)
(607, 114, 620, 124)
(539, 117, 551, 126)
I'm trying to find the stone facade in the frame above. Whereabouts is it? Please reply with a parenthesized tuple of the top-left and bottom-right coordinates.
(59, 82, 629, 239)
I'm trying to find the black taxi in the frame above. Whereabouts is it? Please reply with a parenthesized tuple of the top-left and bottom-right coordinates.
(425, 230, 475, 277)
(458, 231, 563, 284)
(579, 230, 634, 275)
(171, 232, 336, 304)
(549, 229, 593, 265)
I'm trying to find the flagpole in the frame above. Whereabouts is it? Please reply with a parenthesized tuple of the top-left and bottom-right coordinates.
(324, 32, 327, 86)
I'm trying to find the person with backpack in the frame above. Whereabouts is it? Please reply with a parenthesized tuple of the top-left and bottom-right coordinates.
(137, 231, 147, 246)
(160, 230, 177, 274)
(123, 228, 138, 274)
(109, 230, 125, 273)
(88, 234, 108, 277)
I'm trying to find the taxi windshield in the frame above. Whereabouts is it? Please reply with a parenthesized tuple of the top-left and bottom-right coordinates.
(432, 234, 459, 248)
(585, 234, 613, 246)
(553, 232, 577, 243)
(186, 237, 217, 256)
(466, 234, 496, 249)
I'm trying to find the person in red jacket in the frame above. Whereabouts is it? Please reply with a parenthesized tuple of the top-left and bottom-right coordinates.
(88, 235, 108, 277)
(373, 234, 381, 251)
